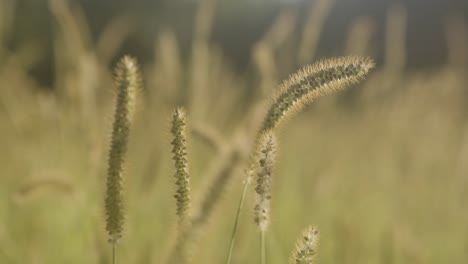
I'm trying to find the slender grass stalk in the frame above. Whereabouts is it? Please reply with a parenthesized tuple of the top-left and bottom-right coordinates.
(225, 174, 251, 264)
(191, 123, 227, 153)
(112, 244, 116, 264)
(261, 230, 266, 264)
(192, 150, 240, 227)
(105, 55, 140, 257)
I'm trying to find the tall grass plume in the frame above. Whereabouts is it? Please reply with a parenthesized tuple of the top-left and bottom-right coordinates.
(262, 56, 374, 131)
(254, 130, 277, 264)
(167, 107, 193, 264)
(171, 107, 192, 225)
(105, 55, 140, 245)
(254, 131, 277, 231)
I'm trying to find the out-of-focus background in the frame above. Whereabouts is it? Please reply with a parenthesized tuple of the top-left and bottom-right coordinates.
(1, 0, 468, 263)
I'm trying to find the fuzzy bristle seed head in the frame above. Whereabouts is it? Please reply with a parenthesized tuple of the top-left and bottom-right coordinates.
(290, 226, 320, 264)
(254, 131, 277, 231)
(171, 107, 191, 224)
(262, 56, 374, 131)
(105, 55, 140, 244)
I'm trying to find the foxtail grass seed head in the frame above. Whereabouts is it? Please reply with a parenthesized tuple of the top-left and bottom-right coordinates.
(105, 55, 140, 244)
(262, 56, 374, 131)
(171, 108, 191, 224)
(290, 226, 320, 264)
(254, 131, 277, 231)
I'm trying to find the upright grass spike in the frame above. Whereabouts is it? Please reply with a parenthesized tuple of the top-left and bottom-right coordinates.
(167, 146, 242, 264)
(254, 131, 277, 231)
(290, 226, 320, 264)
(167, 107, 193, 264)
(170, 107, 191, 225)
(105, 55, 140, 262)
(254, 130, 277, 264)
(262, 56, 375, 131)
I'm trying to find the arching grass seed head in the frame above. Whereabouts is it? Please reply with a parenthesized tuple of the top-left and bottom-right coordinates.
(262, 56, 374, 131)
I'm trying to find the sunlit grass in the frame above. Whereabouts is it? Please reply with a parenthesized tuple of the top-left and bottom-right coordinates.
(0, 0, 467, 263)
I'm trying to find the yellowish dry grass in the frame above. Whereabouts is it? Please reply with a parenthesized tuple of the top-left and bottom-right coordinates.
(0, 0, 467, 263)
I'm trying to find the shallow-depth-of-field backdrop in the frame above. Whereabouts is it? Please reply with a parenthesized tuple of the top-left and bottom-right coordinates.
(1, 0, 468, 263)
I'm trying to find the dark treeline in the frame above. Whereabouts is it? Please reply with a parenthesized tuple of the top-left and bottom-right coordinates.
(5, 0, 468, 86)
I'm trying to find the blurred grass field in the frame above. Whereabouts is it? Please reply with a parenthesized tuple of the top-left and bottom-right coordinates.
(1, 0, 468, 263)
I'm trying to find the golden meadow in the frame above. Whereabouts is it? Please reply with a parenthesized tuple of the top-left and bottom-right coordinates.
(0, 0, 467, 263)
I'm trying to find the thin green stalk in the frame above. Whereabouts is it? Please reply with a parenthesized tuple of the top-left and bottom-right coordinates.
(225, 176, 251, 264)
(113, 244, 117, 264)
(261, 230, 266, 264)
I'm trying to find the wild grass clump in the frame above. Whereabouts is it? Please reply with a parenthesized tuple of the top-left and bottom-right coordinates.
(99, 52, 374, 264)
(3, 0, 468, 263)
(225, 56, 374, 264)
